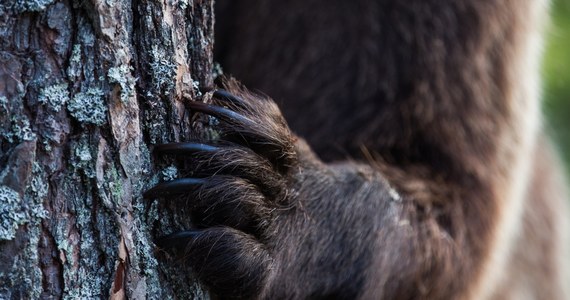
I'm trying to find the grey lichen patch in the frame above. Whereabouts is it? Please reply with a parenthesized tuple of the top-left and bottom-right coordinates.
(13, 117, 36, 141)
(69, 226, 113, 298)
(0, 222, 43, 299)
(150, 45, 176, 94)
(70, 44, 82, 64)
(26, 163, 49, 220)
(76, 145, 92, 162)
(53, 175, 119, 298)
(0, 186, 26, 241)
(51, 203, 78, 293)
(108, 65, 136, 103)
(132, 145, 154, 216)
(21, 225, 43, 299)
(0, 96, 8, 114)
(65, 17, 95, 82)
(136, 196, 157, 226)
(68, 88, 108, 125)
(2, 116, 37, 143)
(212, 62, 224, 80)
(162, 166, 178, 181)
(67, 44, 82, 79)
(134, 229, 161, 297)
(0, 165, 48, 242)
(191, 79, 202, 97)
(103, 164, 122, 207)
(130, 198, 162, 298)
(143, 110, 169, 145)
(72, 136, 96, 178)
(12, 0, 55, 12)
(178, 0, 189, 10)
(39, 83, 69, 112)
(139, 143, 153, 177)
(0, 96, 9, 133)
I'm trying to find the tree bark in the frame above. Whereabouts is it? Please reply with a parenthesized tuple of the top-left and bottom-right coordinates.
(0, 0, 214, 298)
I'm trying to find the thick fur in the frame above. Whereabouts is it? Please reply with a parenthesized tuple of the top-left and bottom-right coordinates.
(150, 0, 569, 299)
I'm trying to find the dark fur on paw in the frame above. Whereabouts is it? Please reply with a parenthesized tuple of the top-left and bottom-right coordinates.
(145, 80, 299, 298)
(145, 80, 396, 299)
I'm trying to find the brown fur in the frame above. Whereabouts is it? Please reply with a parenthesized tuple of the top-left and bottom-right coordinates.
(150, 0, 569, 299)
(488, 138, 570, 299)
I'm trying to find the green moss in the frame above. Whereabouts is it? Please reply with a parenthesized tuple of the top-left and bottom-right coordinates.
(68, 87, 107, 126)
(39, 83, 69, 112)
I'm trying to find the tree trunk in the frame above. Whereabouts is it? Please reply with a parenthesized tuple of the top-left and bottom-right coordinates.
(0, 0, 214, 298)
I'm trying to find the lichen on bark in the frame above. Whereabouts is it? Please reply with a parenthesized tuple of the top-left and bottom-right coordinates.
(0, 0, 215, 298)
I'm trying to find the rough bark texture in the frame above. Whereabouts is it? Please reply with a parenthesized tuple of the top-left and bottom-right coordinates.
(0, 0, 214, 298)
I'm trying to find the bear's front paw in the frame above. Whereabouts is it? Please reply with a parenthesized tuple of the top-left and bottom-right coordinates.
(145, 86, 299, 299)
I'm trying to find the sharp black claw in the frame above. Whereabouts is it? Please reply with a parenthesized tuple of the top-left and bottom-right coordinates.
(144, 178, 206, 198)
(187, 101, 254, 125)
(213, 89, 245, 106)
(155, 142, 219, 155)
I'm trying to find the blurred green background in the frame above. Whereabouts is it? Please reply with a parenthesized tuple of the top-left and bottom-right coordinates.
(544, 0, 570, 170)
